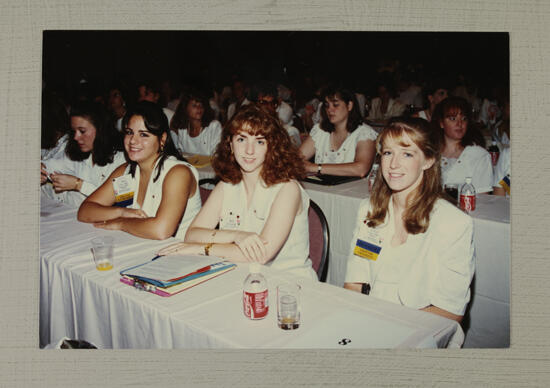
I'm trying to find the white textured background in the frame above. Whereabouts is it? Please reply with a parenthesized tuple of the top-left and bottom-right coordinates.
(0, 0, 548, 386)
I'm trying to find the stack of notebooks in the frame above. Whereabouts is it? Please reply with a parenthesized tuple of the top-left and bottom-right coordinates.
(120, 254, 236, 297)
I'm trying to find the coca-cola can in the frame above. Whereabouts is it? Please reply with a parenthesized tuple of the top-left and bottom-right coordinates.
(460, 194, 476, 212)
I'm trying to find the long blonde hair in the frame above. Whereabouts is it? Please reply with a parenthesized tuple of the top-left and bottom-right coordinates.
(368, 118, 442, 234)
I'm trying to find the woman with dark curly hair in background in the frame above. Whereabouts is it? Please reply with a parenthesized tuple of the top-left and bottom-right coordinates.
(159, 103, 317, 280)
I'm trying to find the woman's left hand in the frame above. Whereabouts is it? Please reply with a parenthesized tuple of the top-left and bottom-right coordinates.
(93, 219, 122, 231)
(50, 172, 80, 193)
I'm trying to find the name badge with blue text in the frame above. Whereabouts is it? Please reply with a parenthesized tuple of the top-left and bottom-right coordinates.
(112, 174, 135, 208)
(353, 228, 383, 261)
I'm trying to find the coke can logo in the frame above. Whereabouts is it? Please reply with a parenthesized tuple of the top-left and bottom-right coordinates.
(243, 290, 269, 319)
(460, 194, 476, 212)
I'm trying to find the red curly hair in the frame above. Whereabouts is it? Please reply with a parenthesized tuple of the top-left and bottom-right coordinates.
(212, 103, 305, 185)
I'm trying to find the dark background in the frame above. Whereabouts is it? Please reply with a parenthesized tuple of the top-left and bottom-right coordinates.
(43, 31, 509, 100)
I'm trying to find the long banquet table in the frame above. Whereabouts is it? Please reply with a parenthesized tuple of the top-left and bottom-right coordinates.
(40, 195, 459, 349)
(194, 165, 510, 348)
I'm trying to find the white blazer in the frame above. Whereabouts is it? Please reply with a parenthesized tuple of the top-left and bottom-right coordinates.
(345, 197, 475, 316)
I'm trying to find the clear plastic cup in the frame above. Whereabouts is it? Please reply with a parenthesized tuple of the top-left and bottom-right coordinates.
(91, 236, 114, 271)
(277, 282, 301, 330)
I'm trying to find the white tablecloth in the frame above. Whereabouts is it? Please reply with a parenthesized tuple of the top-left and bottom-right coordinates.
(40, 196, 459, 349)
(195, 166, 510, 347)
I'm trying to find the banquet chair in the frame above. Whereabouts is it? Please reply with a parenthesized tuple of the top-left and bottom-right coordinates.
(198, 178, 218, 205)
(308, 200, 329, 282)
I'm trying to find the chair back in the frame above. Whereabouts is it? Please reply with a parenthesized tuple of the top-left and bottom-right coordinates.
(308, 200, 329, 282)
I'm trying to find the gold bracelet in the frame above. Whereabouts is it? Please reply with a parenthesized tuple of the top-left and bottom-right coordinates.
(75, 177, 82, 191)
(204, 242, 214, 256)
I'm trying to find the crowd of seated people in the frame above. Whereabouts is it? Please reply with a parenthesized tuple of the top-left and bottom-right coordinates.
(41, 67, 509, 345)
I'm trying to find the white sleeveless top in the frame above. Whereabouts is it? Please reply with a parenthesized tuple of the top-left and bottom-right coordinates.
(172, 120, 223, 156)
(219, 179, 317, 280)
(310, 123, 377, 164)
(125, 156, 201, 239)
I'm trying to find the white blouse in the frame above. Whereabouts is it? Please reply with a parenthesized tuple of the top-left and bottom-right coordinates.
(42, 151, 126, 197)
(172, 120, 222, 156)
(41, 134, 69, 160)
(219, 179, 317, 280)
(440, 145, 494, 193)
(310, 123, 377, 164)
(125, 156, 201, 239)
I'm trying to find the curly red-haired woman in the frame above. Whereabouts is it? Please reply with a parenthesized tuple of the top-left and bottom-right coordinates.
(159, 103, 318, 280)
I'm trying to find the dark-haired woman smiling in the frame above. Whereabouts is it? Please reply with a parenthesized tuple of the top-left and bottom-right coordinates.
(77, 101, 201, 240)
(299, 86, 377, 177)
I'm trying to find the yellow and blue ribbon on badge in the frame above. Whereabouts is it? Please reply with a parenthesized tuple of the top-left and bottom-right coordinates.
(499, 174, 510, 195)
(353, 238, 381, 261)
(114, 192, 134, 208)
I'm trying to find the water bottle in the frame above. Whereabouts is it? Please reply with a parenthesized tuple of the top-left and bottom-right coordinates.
(243, 263, 269, 320)
(368, 163, 379, 192)
(459, 177, 476, 213)
(488, 140, 500, 166)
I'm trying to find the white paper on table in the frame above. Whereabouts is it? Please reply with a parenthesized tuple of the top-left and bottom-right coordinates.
(120, 254, 227, 282)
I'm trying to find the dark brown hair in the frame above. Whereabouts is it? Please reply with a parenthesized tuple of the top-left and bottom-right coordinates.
(170, 89, 215, 132)
(431, 96, 482, 149)
(212, 103, 305, 185)
(319, 85, 363, 134)
(368, 117, 442, 234)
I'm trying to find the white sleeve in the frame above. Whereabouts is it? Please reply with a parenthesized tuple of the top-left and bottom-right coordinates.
(344, 200, 372, 284)
(286, 125, 301, 147)
(277, 102, 293, 125)
(493, 148, 510, 187)
(354, 125, 378, 142)
(312, 103, 322, 124)
(42, 154, 74, 176)
(430, 213, 475, 316)
(471, 150, 494, 193)
(79, 181, 98, 196)
(207, 121, 223, 156)
(42, 156, 97, 197)
(478, 99, 490, 125)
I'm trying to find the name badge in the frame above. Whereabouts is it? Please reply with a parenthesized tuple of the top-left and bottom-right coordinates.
(113, 174, 134, 208)
(353, 227, 383, 261)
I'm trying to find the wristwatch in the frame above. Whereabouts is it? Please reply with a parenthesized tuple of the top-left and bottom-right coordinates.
(204, 242, 214, 256)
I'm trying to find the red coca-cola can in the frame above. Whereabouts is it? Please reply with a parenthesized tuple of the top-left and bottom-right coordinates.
(460, 194, 476, 212)
(243, 290, 269, 319)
